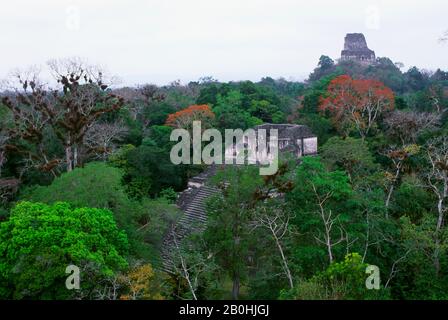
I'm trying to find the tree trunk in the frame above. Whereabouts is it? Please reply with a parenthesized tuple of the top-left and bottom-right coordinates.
(324, 216, 334, 264)
(173, 235, 198, 300)
(273, 233, 294, 289)
(385, 165, 402, 218)
(327, 236, 334, 264)
(73, 146, 78, 168)
(434, 196, 445, 276)
(437, 197, 444, 232)
(385, 185, 394, 210)
(65, 145, 73, 172)
(232, 271, 240, 300)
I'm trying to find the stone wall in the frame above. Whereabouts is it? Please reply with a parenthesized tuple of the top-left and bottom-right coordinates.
(340, 33, 376, 64)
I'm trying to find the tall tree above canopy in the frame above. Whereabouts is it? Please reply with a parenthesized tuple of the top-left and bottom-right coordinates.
(319, 75, 395, 139)
(318, 55, 335, 70)
(1, 58, 125, 173)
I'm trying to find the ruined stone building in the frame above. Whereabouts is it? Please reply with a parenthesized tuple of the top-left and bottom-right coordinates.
(340, 33, 376, 64)
(223, 124, 318, 164)
(161, 124, 317, 272)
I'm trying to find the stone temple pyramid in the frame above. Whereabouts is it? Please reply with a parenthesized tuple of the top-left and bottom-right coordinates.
(340, 33, 376, 64)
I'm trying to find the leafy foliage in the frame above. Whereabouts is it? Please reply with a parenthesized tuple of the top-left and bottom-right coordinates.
(0, 201, 128, 299)
(1, 54, 447, 300)
(20, 162, 177, 264)
(319, 75, 395, 138)
(165, 104, 215, 130)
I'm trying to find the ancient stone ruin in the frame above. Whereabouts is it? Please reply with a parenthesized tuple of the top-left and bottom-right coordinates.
(222, 124, 318, 165)
(161, 124, 317, 272)
(340, 33, 376, 64)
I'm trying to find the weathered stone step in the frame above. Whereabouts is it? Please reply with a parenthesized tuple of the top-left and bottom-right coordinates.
(160, 165, 222, 273)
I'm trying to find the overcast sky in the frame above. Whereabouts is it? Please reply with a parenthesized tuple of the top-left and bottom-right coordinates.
(0, 0, 447, 86)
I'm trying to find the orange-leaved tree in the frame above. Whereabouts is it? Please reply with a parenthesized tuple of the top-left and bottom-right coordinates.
(165, 104, 215, 131)
(119, 264, 165, 300)
(319, 75, 395, 139)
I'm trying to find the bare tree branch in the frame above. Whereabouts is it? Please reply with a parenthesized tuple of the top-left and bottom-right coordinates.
(84, 121, 128, 160)
(251, 205, 295, 289)
(425, 136, 448, 275)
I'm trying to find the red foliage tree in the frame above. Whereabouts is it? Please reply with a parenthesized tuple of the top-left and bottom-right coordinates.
(165, 104, 215, 130)
(319, 75, 395, 138)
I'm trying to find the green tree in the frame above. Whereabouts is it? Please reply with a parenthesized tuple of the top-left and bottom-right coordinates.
(288, 157, 352, 265)
(204, 166, 263, 299)
(248, 100, 285, 123)
(20, 162, 176, 264)
(213, 90, 262, 130)
(0, 201, 128, 299)
(405, 66, 429, 91)
(320, 137, 378, 183)
(283, 253, 390, 300)
(391, 176, 433, 222)
(397, 214, 448, 299)
(124, 142, 187, 198)
(318, 55, 335, 70)
(308, 56, 338, 82)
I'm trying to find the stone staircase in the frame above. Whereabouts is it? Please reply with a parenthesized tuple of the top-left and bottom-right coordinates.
(180, 185, 217, 227)
(160, 166, 221, 273)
